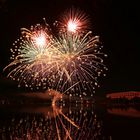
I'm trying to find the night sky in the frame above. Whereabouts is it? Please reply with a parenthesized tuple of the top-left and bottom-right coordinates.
(0, 0, 139, 95)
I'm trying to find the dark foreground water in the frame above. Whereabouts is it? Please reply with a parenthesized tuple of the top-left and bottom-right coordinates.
(0, 102, 140, 140)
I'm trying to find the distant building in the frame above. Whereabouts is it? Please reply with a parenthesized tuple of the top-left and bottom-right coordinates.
(106, 91, 140, 100)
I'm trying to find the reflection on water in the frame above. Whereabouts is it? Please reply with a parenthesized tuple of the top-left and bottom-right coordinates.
(108, 107, 140, 118)
(0, 98, 109, 140)
(1, 92, 140, 140)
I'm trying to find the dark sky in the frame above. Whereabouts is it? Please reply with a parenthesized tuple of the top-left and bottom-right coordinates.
(0, 0, 139, 94)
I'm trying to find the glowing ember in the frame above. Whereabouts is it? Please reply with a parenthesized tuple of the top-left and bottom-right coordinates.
(67, 20, 78, 33)
(32, 32, 47, 47)
(34, 35, 46, 46)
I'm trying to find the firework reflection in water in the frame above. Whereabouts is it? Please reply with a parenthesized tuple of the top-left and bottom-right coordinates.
(0, 99, 104, 140)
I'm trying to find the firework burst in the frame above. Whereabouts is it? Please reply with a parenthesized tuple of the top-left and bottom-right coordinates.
(4, 23, 55, 90)
(49, 32, 107, 97)
(56, 8, 89, 34)
(4, 9, 107, 97)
